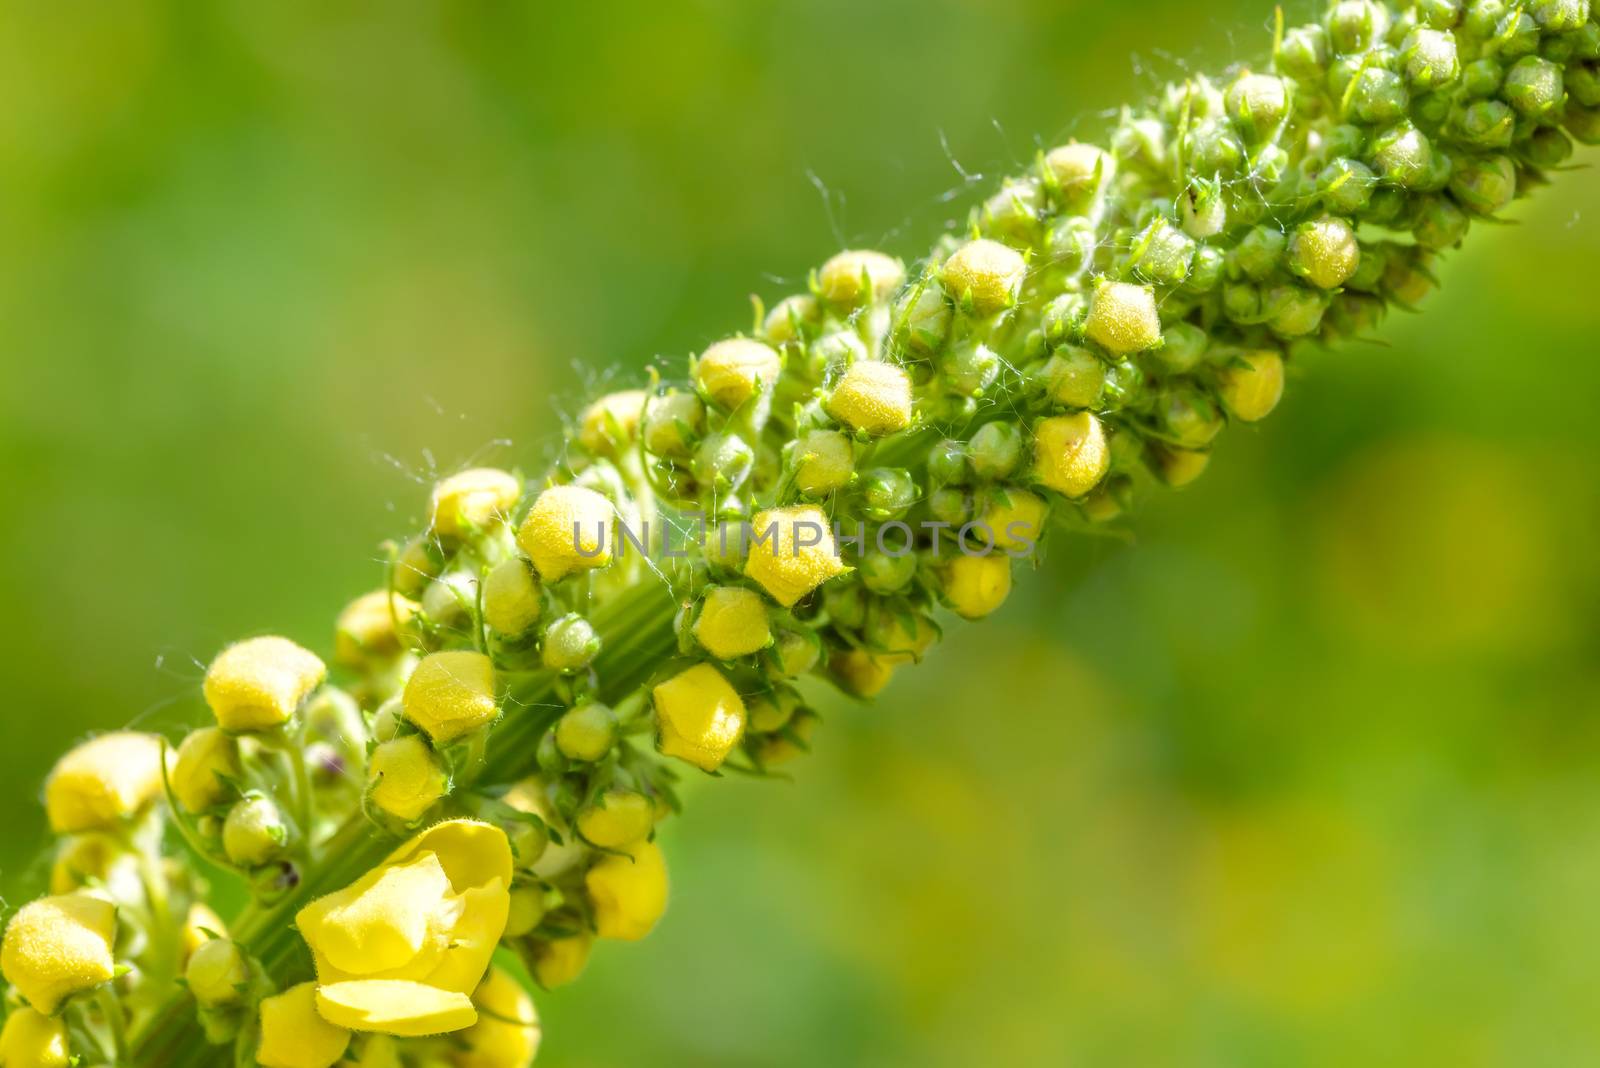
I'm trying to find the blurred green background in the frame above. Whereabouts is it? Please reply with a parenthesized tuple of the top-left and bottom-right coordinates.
(3, 1, 1599, 1064)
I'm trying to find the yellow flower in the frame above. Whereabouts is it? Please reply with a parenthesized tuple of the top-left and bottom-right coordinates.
(585, 841, 669, 942)
(257, 982, 351, 1068)
(528, 930, 592, 990)
(940, 554, 1013, 620)
(403, 651, 498, 745)
(184, 937, 250, 1007)
(482, 558, 542, 638)
(692, 337, 781, 411)
(367, 736, 449, 823)
(939, 238, 1026, 317)
(296, 820, 512, 1037)
(826, 360, 914, 436)
(1, 892, 117, 1014)
(693, 586, 772, 659)
(794, 429, 854, 497)
(578, 389, 648, 456)
(335, 590, 419, 667)
(1218, 350, 1286, 423)
(170, 726, 241, 814)
(1083, 280, 1161, 356)
(430, 468, 522, 540)
(452, 967, 542, 1068)
(515, 484, 614, 583)
(576, 790, 655, 850)
(652, 663, 747, 772)
(979, 488, 1050, 552)
(816, 249, 904, 309)
(0, 1007, 69, 1068)
(203, 636, 327, 732)
(44, 731, 167, 834)
(1033, 412, 1110, 498)
(744, 506, 847, 606)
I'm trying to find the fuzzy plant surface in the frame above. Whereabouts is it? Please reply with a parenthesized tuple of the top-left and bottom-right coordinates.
(2, 1, 1597, 1066)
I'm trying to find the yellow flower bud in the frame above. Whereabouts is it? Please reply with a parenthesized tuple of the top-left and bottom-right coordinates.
(257, 982, 351, 1068)
(430, 468, 521, 540)
(335, 590, 419, 667)
(744, 506, 848, 607)
(185, 936, 251, 1007)
(223, 794, 289, 868)
(203, 636, 327, 733)
(453, 967, 542, 1068)
(181, 901, 227, 964)
(939, 238, 1026, 318)
(1040, 347, 1106, 409)
(170, 726, 241, 814)
(794, 429, 854, 497)
(1288, 215, 1360, 290)
(576, 789, 655, 850)
(761, 293, 821, 346)
(554, 702, 617, 763)
(770, 627, 822, 678)
(828, 648, 896, 698)
(751, 708, 818, 767)
(826, 360, 914, 436)
(503, 779, 583, 880)
(641, 390, 705, 459)
(393, 536, 445, 600)
(1, 892, 117, 1014)
(747, 688, 801, 733)
(49, 834, 125, 895)
(828, 609, 937, 698)
(692, 337, 781, 412)
(1033, 412, 1110, 498)
(652, 663, 747, 772)
(367, 735, 449, 823)
(478, 558, 540, 639)
(0, 1007, 69, 1068)
(817, 249, 905, 309)
(403, 651, 497, 745)
(980, 488, 1050, 552)
(44, 731, 167, 834)
(1042, 142, 1114, 204)
(515, 484, 614, 583)
(693, 586, 772, 660)
(940, 554, 1013, 620)
(1218, 350, 1285, 422)
(503, 885, 545, 939)
(297, 821, 512, 1037)
(578, 389, 648, 456)
(585, 841, 669, 942)
(1150, 445, 1211, 488)
(528, 930, 592, 990)
(1084, 280, 1161, 356)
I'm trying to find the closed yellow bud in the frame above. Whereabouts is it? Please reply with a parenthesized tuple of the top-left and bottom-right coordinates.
(770, 627, 822, 678)
(1217, 350, 1285, 422)
(1151, 445, 1211, 488)
(185, 936, 250, 1007)
(430, 469, 521, 540)
(578, 390, 648, 456)
(693, 586, 772, 660)
(760, 293, 821, 346)
(693, 338, 781, 411)
(1042, 142, 1113, 204)
(817, 249, 905, 309)
(794, 429, 854, 497)
(979, 488, 1050, 552)
(171, 726, 241, 814)
(1, 892, 117, 1014)
(827, 360, 914, 436)
(529, 930, 592, 990)
(515, 484, 614, 583)
(939, 238, 1026, 318)
(44, 731, 167, 834)
(0, 1007, 69, 1068)
(828, 648, 897, 698)
(576, 789, 655, 850)
(940, 554, 1013, 619)
(1084, 280, 1161, 356)
(751, 708, 819, 767)
(585, 841, 669, 942)
(223, 795, 289, 868)
(828, 610, 937, 698)
(181, 902, 227, 963)
(1289, 215, 1360, 290)
(1033, 413, 1110, 498)
(403, 651, 497, 745)
(203, 636, 327, 732)
(49, 834, 125, 895)
(481, 558, 541, 639)
(744, 506, 847, 607)
(652, 663, 747, 772)
(335, 590, 419, 667)
(367, 735, 449, 823)
(453, 967, 542, 1068)
(641, 390, 705, 459)
(257, 982, 351, 1068)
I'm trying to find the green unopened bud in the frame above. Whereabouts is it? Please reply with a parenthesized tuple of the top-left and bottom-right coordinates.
(222, 794, 288, 868)
(1041, 142, 1114, 209)
(1156, 323, 1208, 374)
(1233, 225, 1287, 281)
(505, 885, 546, 938)
(1225, 73, 1290, 139)
(1569, 63, 1600, 108)
(893, 283, 951, 354)
(694, 432, 755, 492)
(806, 329, 869, 380)
(555, 702, 618, 762)
(1455, 99, 1516, 148)
(1348, 68, 1410, 126)
(927, 439, 969, 486)
(980, 177, 1045, 247)
(1183, 244, 1226, 293)
(1113, 116, 1169, 173)
(1267, 284, 1329, 338)
(1493, 9, 1542, 59)
(1460, 59, 1501, 99)
(484, 557, 542, 638)
(185, 938, 251, 1008)
(420, 570, 478, 630)
(1181, 118, 1244, 175)
(940, 238, 1026, 318)
(1534, 0, 1590, 31)
(1277, 27, 1327, 80)
(1566, 102, 1600, 145)
(760, 293, 820, 348)
(969, 422, 1026, 480)
(927, 487, 972, 527)
(1523, 126, 1575, 168)
(1288, 216, 1361, 290)
(642, 390, 705, 460)
(1162, 389, 1225, 449)
(1415, 0, 1462, 28)
(392, 535, 444, 600)
(770, 627, 822, 678)
(794, 429, 854, 497)
(817, 249, 905, 311)
(543, 614, 601, 674)
(1041, 292, 1089, 342)
(939, 340, 1001, 396)
(860, 467, 918, 520)
(1126, 218, 1196, 286)
(1448, 155, 1518, 215)
(1084, 280, 1161, 357)
(1401, 28, 1459, 89)
(1503, 56, 1564, 117)
(858, 550, 917, 594)
(1317, 157, 1377, 214)
(1046, 215, 1099, 274)
(1326, 0, 1390, 53)
(1179, 178, 1227, 239)
(576, 789, 655, 849)
(1371, 123, 1433, 187)
(750, 708, 819, 767)
(1412, 195, 1470, 250)
(1038, 347, 1106, 408)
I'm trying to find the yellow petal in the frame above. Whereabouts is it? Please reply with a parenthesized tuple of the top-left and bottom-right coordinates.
(257, 982, 351, 1068)
(586, 841, 670, 942)
(317, 853, 454, 975)
(0, 1006, 69, 1068)
(315, 980, 478, 1037)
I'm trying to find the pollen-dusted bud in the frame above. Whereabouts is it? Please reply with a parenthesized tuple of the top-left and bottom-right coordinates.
(1126, 218, 1196, 286)
(940, 553, 1013, 620)
(1534, 0, 1590, 31)
(794, 428, 855, 497)
(515, 484, 615, 583)
(335, 590, 419, 667)
(980, 487, 1050, 552)
(693, 431, 755, 492)
(482, 557, 542, 638)
(554, 702, 617, 762)
(367, 736, 448, 823)
(1218, 351, 1286, 422)
(1033, 413, 1110, 498)
(44, 731, 167, 834)
(429, 468, 521, 540)
(542, 613, 602, 674)
(0, 1007, 69, 1068)
(1325, 0, 1390, 53)
(171, 726, 242, 814)
(1084, 280, 1161, 357)
(939, 339, 1002, 396)
(693, 337, 782, 411)
(223, 794, 289, 868)
(939, 238, 1027, 318)
(1, 892, 117, 1013)
(454, 968, 542, 1068)
(817, 249, 905, 310)
(641, 390, 705, 459)
(49, 835, 126, 895)
(1288, 216, 1361, 290)
(577, 389, 648, 457)
(576, 789, 655, 849)
(204, 637, 327, 733)
(585, 840, 669, 942)
(827, 360, 914, 436)
(185, 937, 251, 1007)
(652, 663, 747, 772)
(529, 929, 593, 989)
(693, 585, 772, 660)
(256, 982, 351, 1068)
(744, 505, 848, 606)
(403, 651, 497, 745)
(1042, 142, 1114, 208)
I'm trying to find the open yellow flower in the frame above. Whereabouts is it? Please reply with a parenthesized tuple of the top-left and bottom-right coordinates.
(585, 840, 669, 941)
(203, 636, 327, 732)
(744, 505, 847, 606)
(0, 892, 117, 1014)
(452, 967, 542, 1068)
(0, 1007, 69, 1068)
(257, 981, 351, 1068)
(44, 731, 168, 834)
(515, 484, 614, 583)
(651, 663, 747, 772)
(403, 651, 498, 745)
(296, 820, 512, 1038)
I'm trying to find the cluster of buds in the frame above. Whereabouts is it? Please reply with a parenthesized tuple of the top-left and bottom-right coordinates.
(4, 2, 1595, 1065)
